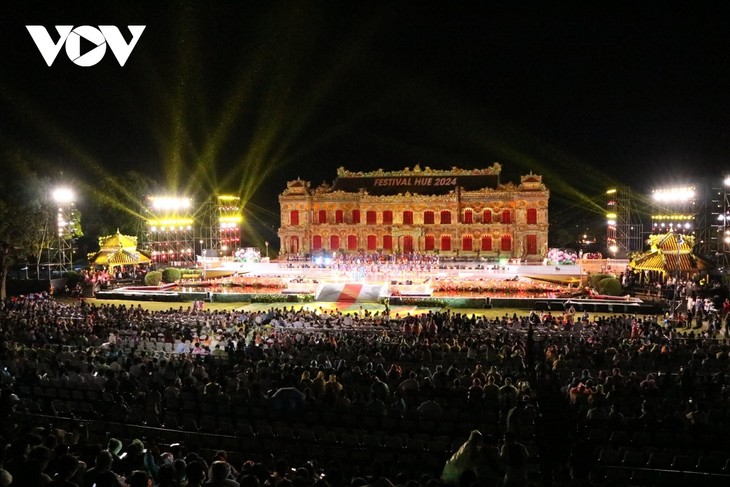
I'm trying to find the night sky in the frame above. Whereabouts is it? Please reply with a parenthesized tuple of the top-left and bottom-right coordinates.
(2, 2, 730, 247)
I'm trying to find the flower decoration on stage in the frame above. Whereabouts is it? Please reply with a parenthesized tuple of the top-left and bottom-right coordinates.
(234, 247, 262, 263)
(547, 248, 577, 266)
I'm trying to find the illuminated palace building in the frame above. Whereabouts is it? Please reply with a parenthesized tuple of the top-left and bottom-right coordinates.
(278, 164, 549, 259)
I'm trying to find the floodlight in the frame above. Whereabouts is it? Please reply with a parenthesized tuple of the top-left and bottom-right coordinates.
(217, 195, 239, 201)
(52, 187, 74, 204)
(724, 176, 730, 187)
(652, 186, 696, 203)
(150, 196, 192, 211)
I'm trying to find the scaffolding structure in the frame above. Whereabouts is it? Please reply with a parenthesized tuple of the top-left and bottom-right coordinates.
(145, 196, 195, 266)
(709, 181, 730, 273)
(606, 186, 643, 258)
(650, 184, 702, 256)
(200, 195, 242, 257)
(45, 188, 81, 279)
(47, 199, 77, 278)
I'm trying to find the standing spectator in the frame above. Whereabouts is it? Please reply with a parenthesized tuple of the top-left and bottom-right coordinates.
(499, 432, 529, 487)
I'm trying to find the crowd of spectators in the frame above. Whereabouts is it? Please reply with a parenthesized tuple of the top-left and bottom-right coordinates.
(324, 252, 440, 279)
(0, 293, 729, 485)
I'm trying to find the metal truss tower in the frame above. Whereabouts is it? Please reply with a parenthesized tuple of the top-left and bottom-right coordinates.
(145, 196, 196, 266)
(709, 181, 730, 275)
(606, 186, 643, 258)
(200, 195, 242, 257)
(46, 188, 78, 279)
(48, 203, 76, 277)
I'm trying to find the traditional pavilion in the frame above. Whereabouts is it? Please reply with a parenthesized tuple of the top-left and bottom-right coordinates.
(88, 230, 151, 267)
(278, 164, 549, 259)
(629, 232, 712, 281)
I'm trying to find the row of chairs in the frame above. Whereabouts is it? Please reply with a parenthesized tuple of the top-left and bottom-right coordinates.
(597, 448, 730, 473)
(600, 466, 730, 487)
(587, 428, 727, 452)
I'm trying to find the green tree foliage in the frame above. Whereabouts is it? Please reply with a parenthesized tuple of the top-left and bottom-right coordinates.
(0, 156, 50, 298)
(161, 267, 182, 283)
(597, 277, 623, 296)
(589, 273, 613, 288)
(144, 271, 162, 286)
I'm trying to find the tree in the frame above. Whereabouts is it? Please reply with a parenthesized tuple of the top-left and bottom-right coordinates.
(0, 157, 50, 299)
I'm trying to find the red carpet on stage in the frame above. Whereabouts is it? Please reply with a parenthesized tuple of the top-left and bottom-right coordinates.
(338, 283, 363, 303)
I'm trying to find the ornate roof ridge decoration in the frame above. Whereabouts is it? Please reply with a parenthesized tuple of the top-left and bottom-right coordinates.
(649, 232, 695, 252)
(497, 182, 518, 191)
(519, 172, 547, 190)
(336, 163, 502, 178)
(281, 178, 312, 196)
(286, 178, 309, 188)
(97, 229, 138, 250)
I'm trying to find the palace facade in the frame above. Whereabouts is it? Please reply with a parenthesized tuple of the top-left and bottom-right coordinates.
(278, 164, 549, 259)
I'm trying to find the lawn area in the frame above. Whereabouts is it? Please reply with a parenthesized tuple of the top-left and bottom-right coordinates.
(73, 297, 661, 321)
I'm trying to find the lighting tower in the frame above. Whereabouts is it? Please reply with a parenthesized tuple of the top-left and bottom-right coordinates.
(651, 185, 699, 245)
(606, 187, 643, 257)
(710, 177, 730, 277)
(200, 195, 242, 257)
(49, 187, 76, 277)
(145, 196, 195, 266)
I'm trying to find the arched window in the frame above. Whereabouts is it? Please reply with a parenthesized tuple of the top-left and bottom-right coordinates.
(423, 211, 435, 224)
(335, 210, 344, 224)
(424, 235, 435, 251)
(403, 235, 414, 253)
(347, 235, 357, 250)
(383, 235, 393, 250)
(526, 208, 537, 225)
(440, 210, 451, 224)
(352, 209, 361, 224)
(312, 235, 322, 250)
(483, 209, 492, 223)
(481, 235, 492, 251)
(501, 234, 512, 251)
(402, 211, 413, 225)
(383, 210, 393, 224)
(330, 235, 340, 251)
(367, 235, 377, 250)
(463, 209, 473, 224)
(462, 235, 473, 251)
(502, 209, 511, 224)
(441, 234, 452, 251)
(289, 210, 299, 226)
(366, 210, 377, 225)
(318, 210, 327, 224)
(290, 236, 299, 254)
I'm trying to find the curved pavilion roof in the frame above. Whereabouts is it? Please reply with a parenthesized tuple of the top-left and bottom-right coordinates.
(88, 230, 151, 266)
(629, 232, 712, 274)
